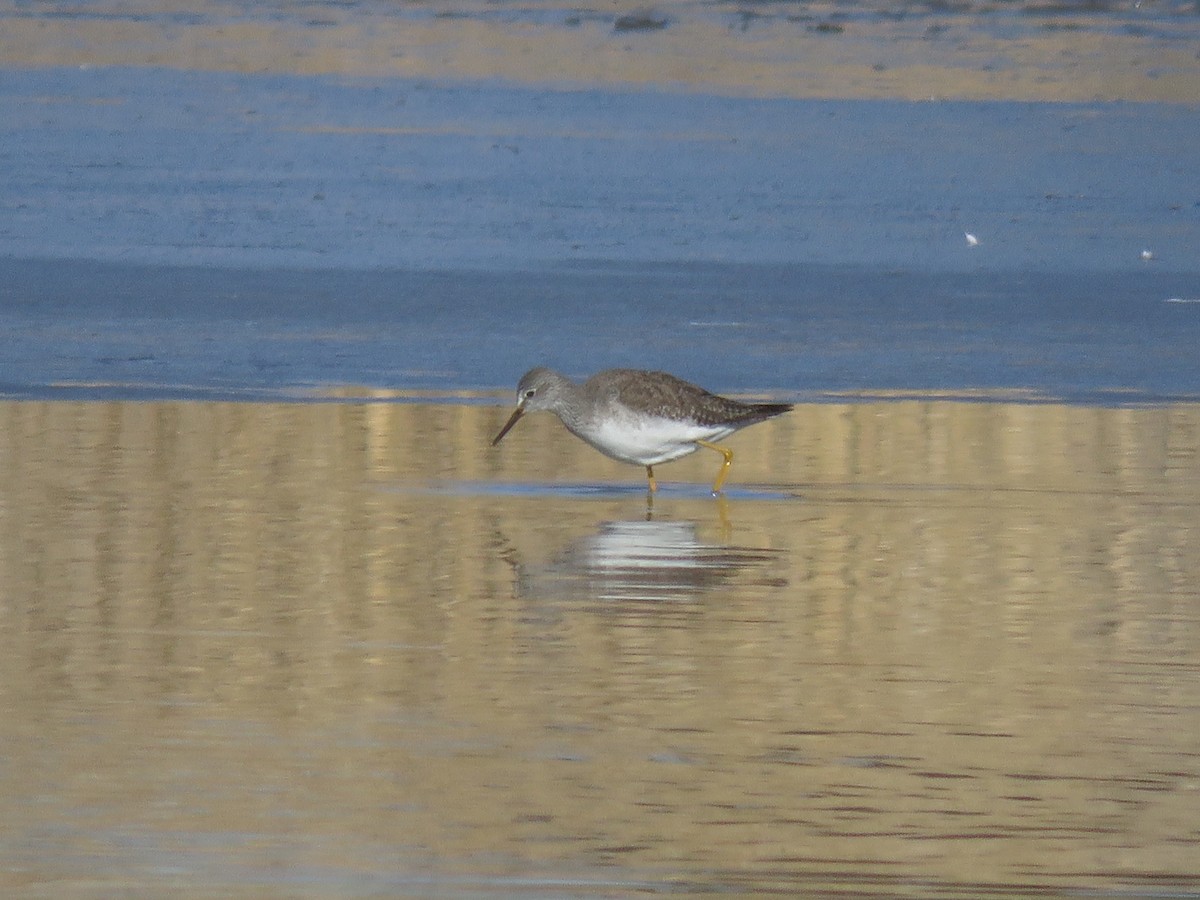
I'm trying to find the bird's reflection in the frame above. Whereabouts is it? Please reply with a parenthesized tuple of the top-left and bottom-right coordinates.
(513, 518, 781, 606)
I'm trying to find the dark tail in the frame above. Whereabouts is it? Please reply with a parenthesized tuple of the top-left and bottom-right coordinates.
(740, 402, 793, 424)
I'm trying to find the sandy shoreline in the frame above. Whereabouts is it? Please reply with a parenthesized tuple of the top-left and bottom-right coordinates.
(2, 0, 1199, 102)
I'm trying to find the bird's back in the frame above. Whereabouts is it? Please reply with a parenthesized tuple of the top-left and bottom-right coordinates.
(584, 368, 792, 428)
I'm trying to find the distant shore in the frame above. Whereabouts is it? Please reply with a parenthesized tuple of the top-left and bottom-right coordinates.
(2, 0, 1199, 102)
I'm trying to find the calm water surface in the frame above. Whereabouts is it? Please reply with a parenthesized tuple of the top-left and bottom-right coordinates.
(1, 398, 1197, 897)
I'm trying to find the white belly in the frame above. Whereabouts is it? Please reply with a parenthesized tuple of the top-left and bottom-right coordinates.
(570, 414, 735, 467)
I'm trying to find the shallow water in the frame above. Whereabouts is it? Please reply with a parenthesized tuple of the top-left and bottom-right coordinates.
(1, 398, 1197, 897)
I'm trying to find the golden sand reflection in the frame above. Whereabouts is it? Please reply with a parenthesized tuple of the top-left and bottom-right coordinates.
(0, 398, 1197, 892)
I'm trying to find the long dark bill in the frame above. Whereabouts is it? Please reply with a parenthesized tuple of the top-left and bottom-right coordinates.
(491, 407, 524, 446)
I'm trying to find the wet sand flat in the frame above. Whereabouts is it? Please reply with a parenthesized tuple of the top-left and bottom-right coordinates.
(0, 399, 1198, 897)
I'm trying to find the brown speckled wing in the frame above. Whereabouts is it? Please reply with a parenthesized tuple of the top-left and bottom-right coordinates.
(588, 369, 791, 427)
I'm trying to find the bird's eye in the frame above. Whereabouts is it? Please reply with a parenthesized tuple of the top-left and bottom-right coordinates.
(523, 388, 537, 399)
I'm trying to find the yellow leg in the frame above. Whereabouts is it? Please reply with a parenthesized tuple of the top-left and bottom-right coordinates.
(695, 439, 734, 494)
(645, 465, 658, 493)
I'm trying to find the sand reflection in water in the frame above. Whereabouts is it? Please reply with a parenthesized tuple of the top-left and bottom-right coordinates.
(0, 398, 1197, 897)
